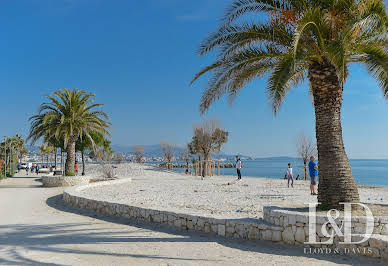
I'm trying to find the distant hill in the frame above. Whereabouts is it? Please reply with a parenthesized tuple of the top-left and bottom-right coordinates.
(253, 156, 299, 160)
(26, 145, 39, 152)
(111, 144, 253, 159)
(111, 144, 185, 158)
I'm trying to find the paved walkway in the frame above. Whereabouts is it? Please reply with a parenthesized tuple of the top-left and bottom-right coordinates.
(0, 174, 383, 265)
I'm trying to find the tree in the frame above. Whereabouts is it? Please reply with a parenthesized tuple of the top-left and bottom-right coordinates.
(39, 144, 54, 166)
(161, 141, 175, 164)
(28, 89, 111, 176)
(133, 145, 145, 163)
(76, 131, 107, 175)
(46, 135, 65, 169)
(191, 119, 229, 176)
(11, 134, 27, 163)
(296, 133, 317, 180)
(191, 0, 388, 208)
(188, 138, 201, 162)
(0, 137, 17, 175)
(114, 153, 124, 164)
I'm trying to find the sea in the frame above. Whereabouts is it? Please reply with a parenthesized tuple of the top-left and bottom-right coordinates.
(158, 158, 388, 187)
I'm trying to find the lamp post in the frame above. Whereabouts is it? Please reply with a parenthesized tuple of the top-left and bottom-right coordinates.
(3, 137, 7, 177)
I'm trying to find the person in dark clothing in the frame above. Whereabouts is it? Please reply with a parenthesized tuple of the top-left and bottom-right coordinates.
(236, 156, 242, 180)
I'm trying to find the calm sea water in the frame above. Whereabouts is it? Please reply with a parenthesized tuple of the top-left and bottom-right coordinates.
(162, 158, 388, 187)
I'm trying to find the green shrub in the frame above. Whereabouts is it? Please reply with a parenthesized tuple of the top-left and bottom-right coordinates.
(65, 172, 75, 176)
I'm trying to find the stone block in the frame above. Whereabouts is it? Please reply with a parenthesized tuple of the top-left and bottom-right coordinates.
(174, 219, 181, 228)
(381, 224, 388, 235)
(197, 218, 204, 227)
(382, 248, 388, 261)
(295, 227, 305, 243)
(351, 235, 369, 247)
(236, 224, 246, 238)
(272, 230, 282, 242)
(226, 225, 235, 234)
(288, 215, 296, 225)
(180, 218, 187, 228)
(282, 227, 295, 244)
(248, 227, 259, 240)
(218, 224, 226, 236)
(353, 223, 366, 234)
(211, 224, 218, 233)
(271, 225, 283, 231)
(369, 238, 386, 249)
(373, 225, 381, 235)
(204, 223, 211, 233)
(295, 214, 308, 224)
(257, 223, 269, 230)
(283, 216, 288, 226)
(262, 230, 272, 241)
(187, 220, 194, 230)
(316, 216, 327, 225)
(365, 247, 380, 258)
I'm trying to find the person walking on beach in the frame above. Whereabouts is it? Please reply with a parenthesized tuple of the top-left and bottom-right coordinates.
(236, 156, 242, 180)
(74, 161, 79, 175)
(308, 156, 318, 195)
(287, 163, 294, 188)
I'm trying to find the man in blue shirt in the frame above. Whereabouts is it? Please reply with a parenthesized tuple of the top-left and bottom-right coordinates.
(308, 156, 318, 195)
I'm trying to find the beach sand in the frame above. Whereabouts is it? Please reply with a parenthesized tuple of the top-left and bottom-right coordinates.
(82, 163, 388, 219)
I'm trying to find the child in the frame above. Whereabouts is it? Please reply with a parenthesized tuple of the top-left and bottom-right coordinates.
(287, 163, 294, 188)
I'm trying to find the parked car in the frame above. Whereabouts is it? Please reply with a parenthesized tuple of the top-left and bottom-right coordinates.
(18, 163, 28, 170)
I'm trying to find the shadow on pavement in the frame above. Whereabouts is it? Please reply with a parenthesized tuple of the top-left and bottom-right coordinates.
(43, 194, 384, 266)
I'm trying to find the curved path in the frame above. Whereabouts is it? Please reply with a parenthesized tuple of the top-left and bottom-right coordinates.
(0, 175, 383, 265)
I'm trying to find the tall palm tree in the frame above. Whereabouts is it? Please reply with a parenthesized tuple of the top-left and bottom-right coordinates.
(28, 89, 111, 176)
(192, 0, 388, 209)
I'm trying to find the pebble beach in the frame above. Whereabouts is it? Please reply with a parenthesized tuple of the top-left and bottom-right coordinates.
(81, 163, 388, 219)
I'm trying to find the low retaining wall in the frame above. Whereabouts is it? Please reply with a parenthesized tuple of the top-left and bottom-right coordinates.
(263, 207, 388, 259)
(63, 179, 388, 261)
(42, 175, 90, 187)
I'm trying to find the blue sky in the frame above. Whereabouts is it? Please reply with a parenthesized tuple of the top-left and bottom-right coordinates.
(0, 0, 387, 159)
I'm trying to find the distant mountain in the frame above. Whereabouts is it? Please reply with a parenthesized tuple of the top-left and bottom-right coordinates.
(26, 145, 39, 152)
(253, 156, 299, 160)
(111, 144, 253, 159)
(111, 144, 185, 158)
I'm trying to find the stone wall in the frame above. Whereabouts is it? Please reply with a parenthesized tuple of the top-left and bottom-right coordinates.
(42, 175, 90, 187)
(263, 207, 388, 259)
(63, 179, 388, 261)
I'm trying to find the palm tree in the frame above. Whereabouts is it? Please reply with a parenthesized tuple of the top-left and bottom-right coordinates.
(11, 134, 26, 164)
(28, 89, 111, 176)
(76, 131, 107, 176)
(192, 0, 388, 209)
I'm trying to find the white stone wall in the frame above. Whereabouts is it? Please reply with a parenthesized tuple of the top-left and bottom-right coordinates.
(63, 180, 388, 261)
(42, 175, 90, 187)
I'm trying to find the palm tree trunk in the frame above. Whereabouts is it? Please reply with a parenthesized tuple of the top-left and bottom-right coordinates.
(65, 135, 77, 175)
(308, 61, 359, 209)
(81, 151, 85, 176)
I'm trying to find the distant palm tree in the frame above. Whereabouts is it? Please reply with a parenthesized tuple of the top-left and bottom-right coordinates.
(192, 0, 388, 208)
(28, 89, 111, 175)
(11, 134, 26, 163)
(39, 144, 53, 166)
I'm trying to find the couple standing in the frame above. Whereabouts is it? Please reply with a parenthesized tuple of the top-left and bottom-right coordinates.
(286, 156, 318, 195)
